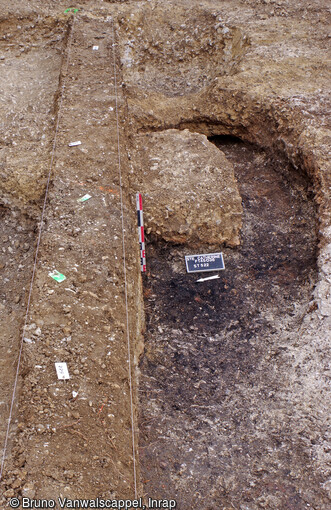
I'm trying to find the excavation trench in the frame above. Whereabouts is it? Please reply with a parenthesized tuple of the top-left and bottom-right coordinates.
(138, 136, 319, 509)
(0, 3, 329, 507)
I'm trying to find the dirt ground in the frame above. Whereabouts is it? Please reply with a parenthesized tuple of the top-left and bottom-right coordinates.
(139, 138, 320, 509)
(1, 10, 143, 504)
(0, 0, 330, 509)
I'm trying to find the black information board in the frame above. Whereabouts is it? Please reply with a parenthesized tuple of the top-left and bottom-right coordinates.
(185, 252, 225, 273)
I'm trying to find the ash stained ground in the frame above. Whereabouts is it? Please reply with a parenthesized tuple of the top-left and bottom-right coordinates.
(139, 138, 320, 509)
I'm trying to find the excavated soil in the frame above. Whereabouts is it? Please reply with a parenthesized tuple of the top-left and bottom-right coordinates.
(0, 13, 143, 504)
(0, 0, 330, 509)
(0, 207, 35, 451)
(139, 137, 321, 509)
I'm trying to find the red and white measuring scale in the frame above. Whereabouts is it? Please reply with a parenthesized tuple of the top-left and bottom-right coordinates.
(136, 193, 146, 272)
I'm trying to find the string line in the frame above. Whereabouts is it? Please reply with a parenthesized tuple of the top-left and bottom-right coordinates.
(110, 18, 138, 498)
(0, 15, 77, 482)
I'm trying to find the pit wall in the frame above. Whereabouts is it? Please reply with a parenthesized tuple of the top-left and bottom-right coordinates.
(124, 88, 330, 320)
(115, 0, 330, 319)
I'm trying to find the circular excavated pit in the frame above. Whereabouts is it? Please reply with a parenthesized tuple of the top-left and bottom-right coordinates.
(139, 137, 319, 509)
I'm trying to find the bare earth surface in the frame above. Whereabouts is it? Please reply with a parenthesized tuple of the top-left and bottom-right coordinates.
(0, 1, 330, 509)
(140, 138, 320, 509)
(1, 10, 143, 504)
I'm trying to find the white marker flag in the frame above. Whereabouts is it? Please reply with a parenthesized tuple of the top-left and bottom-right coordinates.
(55, 362, 70, 380)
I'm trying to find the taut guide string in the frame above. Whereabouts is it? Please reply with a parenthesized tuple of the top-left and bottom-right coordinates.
(0, 15, 77, 482)
(1, 15, 138, 499)
(110, 18, 138, 498)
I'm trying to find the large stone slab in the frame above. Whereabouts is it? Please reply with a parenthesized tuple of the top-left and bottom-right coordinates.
(132, 128, 242, 246)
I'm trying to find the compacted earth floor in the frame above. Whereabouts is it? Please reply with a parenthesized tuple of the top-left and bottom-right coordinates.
(139, 137, 319, 510)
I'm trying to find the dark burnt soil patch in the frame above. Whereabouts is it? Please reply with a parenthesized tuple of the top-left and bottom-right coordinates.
(139, 138, 320, 509)
(143, 138, 316, 336)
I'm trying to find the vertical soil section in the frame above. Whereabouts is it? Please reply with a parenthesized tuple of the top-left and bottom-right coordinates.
(139, 138, 320, 509)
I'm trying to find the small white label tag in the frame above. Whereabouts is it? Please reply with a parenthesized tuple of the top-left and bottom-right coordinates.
(92, 45, 99, 51)
(196, 275, 220, 283)
(77, 194, 92, 203)
(68, 141, 82, 147)
(55, 362, 70, 380)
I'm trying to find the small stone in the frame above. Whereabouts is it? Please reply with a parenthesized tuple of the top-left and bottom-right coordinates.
(72, 411, 80, 420)
(14, 295, 21, 304)
(22, 482, 35, 498)
(17, 455, 26, 467)
(73, 369, 79, 376)
(11, 478, 22, 489)
(4, 489, 14, 498)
